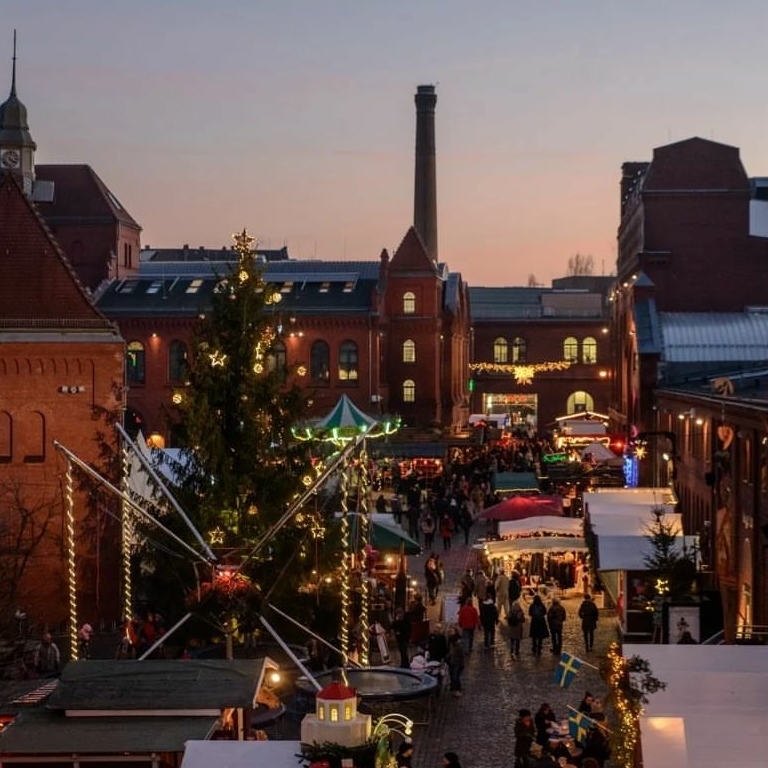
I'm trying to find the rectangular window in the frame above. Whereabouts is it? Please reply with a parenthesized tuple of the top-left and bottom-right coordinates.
(186, 279, 203, 294)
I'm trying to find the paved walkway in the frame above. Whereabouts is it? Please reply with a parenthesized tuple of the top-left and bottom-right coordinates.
(404, 534, 617, 768)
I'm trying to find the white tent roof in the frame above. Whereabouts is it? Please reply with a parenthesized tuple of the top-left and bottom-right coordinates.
(498, 516, 583, 537)
(182, 740, 304, 768)
(624, 644, 768, 768)
(582, 487, 677, 509)
(589, 511, 682, 537)
(482, 536, 588, 557)
(579, 441, 616, 461)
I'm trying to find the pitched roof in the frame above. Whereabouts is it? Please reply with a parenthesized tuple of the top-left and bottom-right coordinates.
(389, 227, 438, 274)
(0, 173, 116, 330)
(34, 164, 141, 229)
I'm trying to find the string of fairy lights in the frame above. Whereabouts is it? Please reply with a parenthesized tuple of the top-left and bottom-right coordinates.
(605, 641, 640, 768)
(356, 451, 371, 667)
(120, 442, 133, 625)
(64, 460, 79, 661)
(338, 458, 351, 666)
(468, 360, 572, 385)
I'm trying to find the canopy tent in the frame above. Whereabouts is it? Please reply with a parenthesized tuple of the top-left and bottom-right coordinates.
(579, 441, 618, 462)
(314, 393, 378, 432)
(624, 644, 768, 768)
(478, 494, 563, 522)
(492, 471, 540, 495)
(293, 394, 400, 444)
(481, 536, 588, 558)
(335, 512, 421, 555)
(498, 515, 583, 538)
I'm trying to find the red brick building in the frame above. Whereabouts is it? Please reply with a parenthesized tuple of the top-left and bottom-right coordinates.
(469, 276, 614, 432)
(0, 173, 124, 631)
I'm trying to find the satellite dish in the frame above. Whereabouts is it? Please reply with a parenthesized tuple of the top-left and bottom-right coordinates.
(711, 377, 734, 396)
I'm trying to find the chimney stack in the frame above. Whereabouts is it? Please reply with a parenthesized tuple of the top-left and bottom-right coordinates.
(413, 84, 437, 262)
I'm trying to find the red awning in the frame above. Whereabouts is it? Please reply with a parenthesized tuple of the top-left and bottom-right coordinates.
(477, 494, 563, 522)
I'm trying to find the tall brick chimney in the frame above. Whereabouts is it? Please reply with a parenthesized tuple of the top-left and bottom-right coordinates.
(414, 84, 437, 262)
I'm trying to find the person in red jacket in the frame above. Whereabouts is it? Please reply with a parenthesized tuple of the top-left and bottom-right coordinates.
(457, 597, 480, 653)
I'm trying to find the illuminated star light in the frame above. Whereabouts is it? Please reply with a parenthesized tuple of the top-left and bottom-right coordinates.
(208, 527, 225, 545)
(232, 228, 256, 253)
(513, 365, 535, 386)
(209, 350, 227, 367)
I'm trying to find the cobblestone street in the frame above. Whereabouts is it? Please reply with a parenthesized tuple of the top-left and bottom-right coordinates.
(404, 535, 617, 768)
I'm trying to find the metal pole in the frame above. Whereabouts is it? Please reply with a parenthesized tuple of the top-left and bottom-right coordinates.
(138, 612, 193, 660)
(259, 615, 321, 691)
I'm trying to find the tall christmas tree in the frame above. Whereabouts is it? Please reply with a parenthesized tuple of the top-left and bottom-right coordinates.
(138, 229, 315, 627)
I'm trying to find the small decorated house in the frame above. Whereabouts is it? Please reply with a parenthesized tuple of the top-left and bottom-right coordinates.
(301, 680, 371, 748)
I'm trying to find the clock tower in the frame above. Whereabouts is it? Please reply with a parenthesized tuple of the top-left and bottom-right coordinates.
(0, 32, 36, 196)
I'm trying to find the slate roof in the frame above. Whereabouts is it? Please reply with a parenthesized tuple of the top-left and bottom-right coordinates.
(0, 710, 217, 754)
(634, 297, 663, 355)
(142, 245, 289, 262)
(34, 164, 141, 229)
(0, 173, 117, 330)
(46, 659, 265, 712)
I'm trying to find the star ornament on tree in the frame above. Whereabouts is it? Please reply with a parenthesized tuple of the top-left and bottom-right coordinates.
(232, 228, 256, 253)
(209, 350, 228, 368)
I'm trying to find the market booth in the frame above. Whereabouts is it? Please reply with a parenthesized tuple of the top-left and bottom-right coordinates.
(624, 644, 767, 768)
(583, 488, 691, 637)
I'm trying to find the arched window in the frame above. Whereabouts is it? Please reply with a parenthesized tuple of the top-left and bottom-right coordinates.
(582, 336, 597, 364)
(267, 341, 287, 383)
(566, 391, 594, 414)
(310, 340, 330, 384)
(512, 336, 527, 363)
(403, 291, 416, 314)
(338, 341, 358, 382)
(403, 379, 416, 403)
(0, 410, 11, 463)
(402, 339, 416, 363)
(168, 340, 189, 382)
(127, 341, 146, 384)
(493, 337, 508, 364)
(563, 337, 578, 363)
(21, 410, 45, 463)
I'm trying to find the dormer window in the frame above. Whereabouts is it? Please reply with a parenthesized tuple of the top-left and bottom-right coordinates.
(403, 291, 416, 314)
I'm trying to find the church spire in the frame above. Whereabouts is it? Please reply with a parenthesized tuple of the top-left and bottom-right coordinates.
(10, 29, 17, 97)
(0, 31, 37, 195)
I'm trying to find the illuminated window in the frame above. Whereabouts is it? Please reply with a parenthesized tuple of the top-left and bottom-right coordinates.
(318, 705, 325, 721)
(186, 279, 203, 294)
(310, 341, 330, 384)
(403, 379, 416, 403)
(343, 280, 355, 293)
(330, 705, 339, 723)
(319, 281, 331, 293)
(566, 390, 594, 414)
(168, 340, 188, 382)
(403, 291, 416, 314)
(512, 336, 527, 363)
(127, 341, 146, 384)
(146, 280, 163, 295)
(338, 341, 358, 382)
(493, 337, 508, 364)
(280, 281, 294, 293)
(267, 341, 287, 383)
(403, 339, 416, 363)
(582, 336, 597, 364)
(563, 337, 578, 362)
(344, 704, 352, 720)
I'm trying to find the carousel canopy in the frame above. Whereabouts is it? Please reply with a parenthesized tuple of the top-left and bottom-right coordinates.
(498, 516, 583, 538)
(335, 513, 421, 555)
(315, 394, 378, 432)
(478, 494, 563, 522)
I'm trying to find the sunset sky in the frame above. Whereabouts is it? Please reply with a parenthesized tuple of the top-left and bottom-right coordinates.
(5, 0, 768, 286)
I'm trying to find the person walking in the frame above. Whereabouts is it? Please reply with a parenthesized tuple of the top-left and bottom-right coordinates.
(528, 594, 549, 657)
(578, 594, 599, 652)
(457, 597, 480, 653)
(447, 630, 465, 697)
(391, 608, 412, 668)
(507, 600, 525, 657)
(508, 570, 522, 606)
(495, 570, 510, 619)
(546, 597, 566, 655)
(33, 633, 60, 677)
(439, 513, 454, 551)
(425, 555, 441, 605)
(421, 512, 436, 550)
(479, 593, 499, 649)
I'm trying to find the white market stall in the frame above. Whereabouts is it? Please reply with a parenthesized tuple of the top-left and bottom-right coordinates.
(584, 488, 691, 637)
(182, 740, 304, 768)
(623, 644, 768, 768)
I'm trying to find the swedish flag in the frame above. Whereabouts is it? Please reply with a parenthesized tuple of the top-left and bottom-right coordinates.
(568, 710, 595, 743)
(553, 651, 583, 688)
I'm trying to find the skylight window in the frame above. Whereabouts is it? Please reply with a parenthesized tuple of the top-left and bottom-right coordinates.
(186, 279, 204, 294)
(319, 281, 331, 293)
(117, 280, 138, 294)
(146, 280, 163, 295)
(343, 281, 355, 293)
(281, 282, 294, 293)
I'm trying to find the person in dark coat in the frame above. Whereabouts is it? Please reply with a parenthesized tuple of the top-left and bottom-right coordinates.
(509, 571, 522, 604)
(391, 608, 411, 668)
(534, 702, 557, 747)
(546, 597, 566, 655)
(479, 595, 499, 649)
(581, 714, 611, 767)
(514, 708, 536, 768)
(578, 594, 599, 652)
(528, 594, 549, 656)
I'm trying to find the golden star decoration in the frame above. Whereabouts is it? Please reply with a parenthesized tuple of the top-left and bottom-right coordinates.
(208, 527, 225, 545)
(513, 365, 535, 385)
(232, 228, 256, 253)
(209, 350, 227, 367)
(634, 445, 647, 460)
